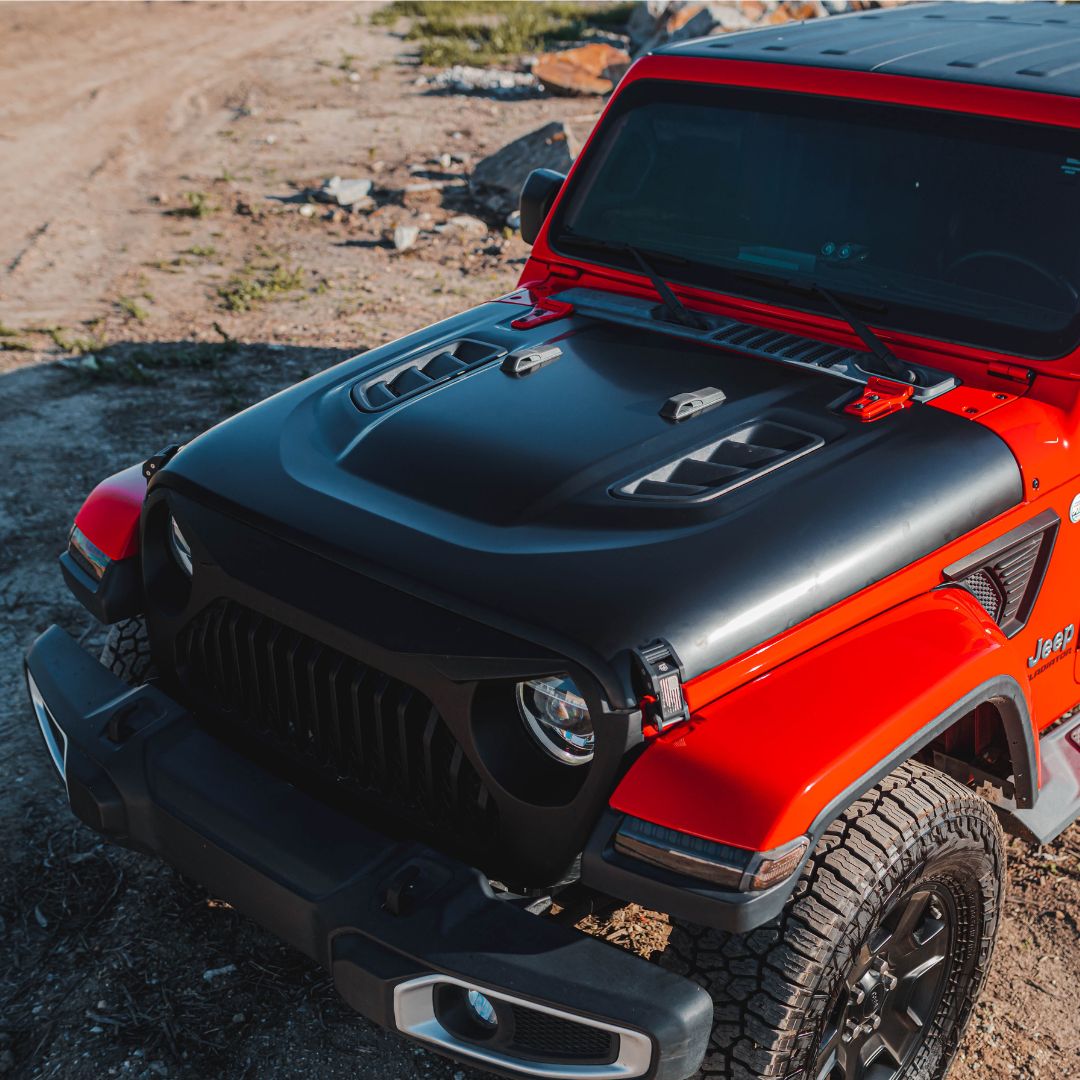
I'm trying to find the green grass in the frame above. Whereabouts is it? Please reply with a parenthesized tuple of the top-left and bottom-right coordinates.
(48, 327, 106, 355)
(373, 0, 634, 67)
(0, 321, 20, 337)
(218, 261, 306, 312)
(166, 191, 220, 219)
(115, 295, 150, 322)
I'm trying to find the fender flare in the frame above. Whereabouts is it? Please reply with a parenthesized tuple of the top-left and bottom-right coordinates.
(62, 464, 146, 623)
(585, 589, 1039, 930)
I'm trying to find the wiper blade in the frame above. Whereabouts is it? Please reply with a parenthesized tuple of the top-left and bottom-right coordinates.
(716, 263, 914, 383)
(558, 233, 709, 331)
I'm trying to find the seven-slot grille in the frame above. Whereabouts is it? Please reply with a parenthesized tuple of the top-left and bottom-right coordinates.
(175, 600, 497, 844)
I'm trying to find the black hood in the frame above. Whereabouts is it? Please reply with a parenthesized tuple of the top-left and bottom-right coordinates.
(158, 301, 1022, 704)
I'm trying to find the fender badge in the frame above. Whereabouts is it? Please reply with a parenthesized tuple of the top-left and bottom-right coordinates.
(1070, 493, 1080, 525)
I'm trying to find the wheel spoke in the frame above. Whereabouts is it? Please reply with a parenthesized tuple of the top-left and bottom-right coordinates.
(877, 1004, 921, 1062)
(890, 889, 932, 949)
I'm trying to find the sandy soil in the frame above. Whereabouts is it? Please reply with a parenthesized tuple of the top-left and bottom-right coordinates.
(0, 4, 1076, 1079)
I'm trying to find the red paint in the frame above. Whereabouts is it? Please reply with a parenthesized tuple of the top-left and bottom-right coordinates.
(612, 589, 1030, 851)
(73, 464, 146, 561)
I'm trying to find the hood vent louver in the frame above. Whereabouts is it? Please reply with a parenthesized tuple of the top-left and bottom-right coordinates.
(613, 420, 823, 504)
(353, 338, 505, 412)
(943, 510, 1059, 637)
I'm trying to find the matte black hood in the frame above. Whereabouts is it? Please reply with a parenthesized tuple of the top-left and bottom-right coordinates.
(159, 301, 1022, 704)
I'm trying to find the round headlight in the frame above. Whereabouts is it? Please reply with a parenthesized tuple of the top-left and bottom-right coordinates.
(169, 516, 193, 577)
(515, 675, 594, 765)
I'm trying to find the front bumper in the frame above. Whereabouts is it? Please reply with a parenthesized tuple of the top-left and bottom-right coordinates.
(24, 626, 712, 1080)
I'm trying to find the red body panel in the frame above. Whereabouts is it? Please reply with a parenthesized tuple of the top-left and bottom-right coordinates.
(610, 589, 1026, 852)
(73, 464, 146, 561)
(513, 55, 1080, 850)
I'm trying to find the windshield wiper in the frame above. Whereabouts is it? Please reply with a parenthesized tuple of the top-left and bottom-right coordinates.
(558, 233, 709, 331)
(717, 264, 915, 383)
(811, 283, 916, 384)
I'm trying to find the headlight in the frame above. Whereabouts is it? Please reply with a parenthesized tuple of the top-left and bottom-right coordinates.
(169, 516, 193, 576)
(515, 675, 594, 765)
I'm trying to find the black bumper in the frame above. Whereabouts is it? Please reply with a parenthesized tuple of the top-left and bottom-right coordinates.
(24, 626, 711, 1080)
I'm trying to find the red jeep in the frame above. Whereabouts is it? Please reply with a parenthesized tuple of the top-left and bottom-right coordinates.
(25, 4, 1080, 1079)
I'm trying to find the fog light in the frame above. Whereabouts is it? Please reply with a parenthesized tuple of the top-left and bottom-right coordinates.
(466, 989, 497, 1028)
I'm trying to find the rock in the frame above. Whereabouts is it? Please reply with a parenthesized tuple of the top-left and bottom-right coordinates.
(627, 0, 671, 51)
(446, 214, 488, 236)
(533, 43, 631, 96)
(505, 210, 521, 231)
(201, 963, 236, 982)
(632, 4, 718, 56)
(421, 65, 540, 98)
(393, 225, 419, 252)
(298, 204, 315, 218)
(470, 121, 580, 217)
(321, 176, 374, 207)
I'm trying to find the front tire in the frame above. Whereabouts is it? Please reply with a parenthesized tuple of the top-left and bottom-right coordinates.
(100, 616, 155, 684)
(659, 762, 1005, 1080)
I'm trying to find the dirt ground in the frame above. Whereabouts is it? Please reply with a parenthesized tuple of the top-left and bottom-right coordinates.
(0, 4, 1077, 1079)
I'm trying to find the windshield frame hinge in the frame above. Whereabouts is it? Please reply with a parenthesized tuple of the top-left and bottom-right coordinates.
(843, 377, 915, 422)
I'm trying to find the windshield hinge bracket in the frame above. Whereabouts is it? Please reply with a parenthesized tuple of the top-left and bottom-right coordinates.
(987, 362, 1035, 387)
(843, 377, 915, 422)
(510, 296, 574, 331)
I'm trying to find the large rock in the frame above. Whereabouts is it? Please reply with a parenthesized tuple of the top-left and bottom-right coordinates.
(630, 3, 717, 56)
(470, 121, 581, 217)
(532, 42, 631, 96)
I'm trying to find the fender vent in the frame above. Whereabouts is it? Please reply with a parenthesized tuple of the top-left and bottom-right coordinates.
(353, 338, 505, 411)
(613, 420, 823, 504)
(944, 510, 1059, 637)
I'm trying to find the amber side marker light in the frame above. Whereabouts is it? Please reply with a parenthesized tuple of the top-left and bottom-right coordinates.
(68, 525, 110, 580)
(614, 816, 810, 892)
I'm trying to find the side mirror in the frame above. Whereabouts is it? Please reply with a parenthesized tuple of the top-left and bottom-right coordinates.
(519, 168, 565, 246)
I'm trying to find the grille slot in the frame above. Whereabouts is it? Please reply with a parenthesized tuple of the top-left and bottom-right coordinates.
(945, 511, 1059, 638)
(176, 600, 497, 844)
(508, 1004, 617, 1063)
(614, 419, 823, 504)
(353, 338, 505, 411)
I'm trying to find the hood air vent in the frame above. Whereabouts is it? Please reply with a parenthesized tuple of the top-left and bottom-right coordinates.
(613, 420, 823, 504)
(943, 510, 1059, 637)
(353, 338, 505, 412)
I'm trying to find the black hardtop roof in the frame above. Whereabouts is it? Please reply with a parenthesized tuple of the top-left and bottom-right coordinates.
(658, 2, 1080, 98)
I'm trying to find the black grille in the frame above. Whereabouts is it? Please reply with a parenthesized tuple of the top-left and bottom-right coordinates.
(175, 600, 497, 844)
(509, 1004, 616, 1062)
(962, 568, 1005, 622)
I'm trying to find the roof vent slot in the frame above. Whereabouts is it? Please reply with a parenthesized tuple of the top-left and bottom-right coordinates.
(353, 338, 505, 412)
(613, 420, 824, 504)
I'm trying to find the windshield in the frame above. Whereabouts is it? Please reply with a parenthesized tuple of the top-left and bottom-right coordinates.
(551, 82, 1080, 358)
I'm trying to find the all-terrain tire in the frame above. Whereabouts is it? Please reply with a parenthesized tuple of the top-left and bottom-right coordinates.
(659, 762, 1005, 1080)
(100, 616, 155, 684)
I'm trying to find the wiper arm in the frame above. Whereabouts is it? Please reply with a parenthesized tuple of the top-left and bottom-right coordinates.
(810, 283, 916, 385)
(558, 232, 709, 331)
(625, 245, 710, 331)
